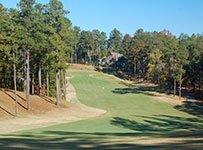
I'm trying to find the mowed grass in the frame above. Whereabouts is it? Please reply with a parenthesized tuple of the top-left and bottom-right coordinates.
(0, 70, 203, 150)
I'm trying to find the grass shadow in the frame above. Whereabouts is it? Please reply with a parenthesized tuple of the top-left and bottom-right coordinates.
(1, 115, 203, 149)
(112, 87, 156, 97)
(111, 115, 203, 135)
(1, 129, 203, 150)
(174, 101, 203, 118)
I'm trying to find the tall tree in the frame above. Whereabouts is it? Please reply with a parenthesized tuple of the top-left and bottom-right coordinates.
(128, 29, 150, 77)
(46, 0, 69, 105)
(108, 28, 123, 53)
(0, 3, 12, 88)
(0, 4, 19, 115)
(122, 34, 132, 56)
(17, 0, 38, 110)
(78, 31, 95, 64)
(176, 34, 189, 99)
(10, 8, 21, 116)
(92, 29, 107, 64)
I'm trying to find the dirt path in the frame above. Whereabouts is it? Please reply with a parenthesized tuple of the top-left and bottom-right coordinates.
(0, 80, 106, 134)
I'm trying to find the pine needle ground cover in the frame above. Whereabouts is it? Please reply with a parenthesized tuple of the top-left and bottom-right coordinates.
(0, 70, 203, 150)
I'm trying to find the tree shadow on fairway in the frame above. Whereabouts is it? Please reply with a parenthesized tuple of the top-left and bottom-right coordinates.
(112, 80, 169, 97)
(174, 101, 203, 118)
(1, 129, 203, 150)
(1, 115, 203, 150)
(112, 87, 156, 97)
(111, 115, 203, 135)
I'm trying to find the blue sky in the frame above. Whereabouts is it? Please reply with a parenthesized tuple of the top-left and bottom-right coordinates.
(1, 0, 203, 37)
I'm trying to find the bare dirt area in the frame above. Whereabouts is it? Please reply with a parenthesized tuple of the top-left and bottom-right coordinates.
(0, 89, 60, 120)
(0, 81, 106, 134)
(68, 63, 96, 71)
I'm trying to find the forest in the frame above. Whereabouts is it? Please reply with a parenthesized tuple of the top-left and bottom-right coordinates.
(0, 0, 203, 113)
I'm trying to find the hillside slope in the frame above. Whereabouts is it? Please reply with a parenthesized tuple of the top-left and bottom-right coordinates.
(0, 88, 68, 120)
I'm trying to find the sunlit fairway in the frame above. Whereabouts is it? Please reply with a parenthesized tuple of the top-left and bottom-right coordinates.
(1, 70, 203, 150)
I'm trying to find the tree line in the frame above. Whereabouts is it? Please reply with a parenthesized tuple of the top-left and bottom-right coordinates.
(0, 0, 71, 116)
(69, 27, 203, 99)
(0, 0, 203, 116)
(111, 29, 203, 99)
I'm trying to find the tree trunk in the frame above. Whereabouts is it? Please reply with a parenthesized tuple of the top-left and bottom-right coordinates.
(192, 66, 196, 92)
(26, 50, 30, 111)
(74, 45, 78, 64)
(88, 50, 92, 65)
(64, 71, 67, 100)
(93, 54, 95, 65)
(61, 70, 64, 99)
(38, 64, 42, 95)
(179, 65, 183, 100)
(43, 79, 45, 95)
(71, 52, 73, 63)
(133, 63, 136, 75)
(46, 64, 49, 97)
(179, 80, 182, 100)
(24, 54, 26, 93)
(61, 70, 66, 100)
(137, 61, 141, 78)
(173, 79, 176, 97)
(59, 70, 61, 99)
(75, 53, 78, 64)
(87, 50, 89, 64)
(85, 53, 87, 64)
(56, 69, 60, 105)
(32, 72, 34, 95)
(168, 59, 172, 94)
(9, 65, 13, 88)
(199, 75, 201, 93)
(192, 82, 196, 92)
(13, 52, 18, 117)
(55, 48, 60, 105)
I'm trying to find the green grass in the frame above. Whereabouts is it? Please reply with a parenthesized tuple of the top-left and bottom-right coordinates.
(1, 70, 203, 150)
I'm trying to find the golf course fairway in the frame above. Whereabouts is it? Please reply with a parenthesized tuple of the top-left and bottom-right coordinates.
(0, 70, 203, 150)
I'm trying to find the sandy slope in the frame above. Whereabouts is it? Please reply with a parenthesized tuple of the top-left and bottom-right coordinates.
(0, 80, 106, 134)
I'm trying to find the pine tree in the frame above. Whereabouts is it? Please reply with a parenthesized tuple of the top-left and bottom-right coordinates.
(176, 34, 189, 99)
(108, 28, 123, 53)
(45, 0, 70, 105)
(17, 0, 37, 110)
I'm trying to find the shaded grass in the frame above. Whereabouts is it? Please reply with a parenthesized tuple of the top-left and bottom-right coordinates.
(175, 101, 203, 118)
(0, 70, 203, 149)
